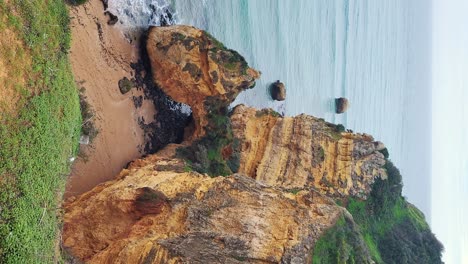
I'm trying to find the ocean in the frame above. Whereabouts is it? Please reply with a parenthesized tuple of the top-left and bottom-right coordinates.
(107, 0, 432, 216)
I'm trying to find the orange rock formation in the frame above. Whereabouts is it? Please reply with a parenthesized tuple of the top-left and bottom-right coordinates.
(63, 25, 388, 263)
(147, 25, 260, 139)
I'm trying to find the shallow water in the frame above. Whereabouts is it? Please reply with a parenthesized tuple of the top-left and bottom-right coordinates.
(108, 0, 431, 216)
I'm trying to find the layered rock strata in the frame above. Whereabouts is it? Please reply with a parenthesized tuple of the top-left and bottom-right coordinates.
(63, 25, 389, 263)
(230, 105, 387, 198)
(63, 148, 343, 263)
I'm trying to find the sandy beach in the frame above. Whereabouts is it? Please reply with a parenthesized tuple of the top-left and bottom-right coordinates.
(64, 0, 156, 198)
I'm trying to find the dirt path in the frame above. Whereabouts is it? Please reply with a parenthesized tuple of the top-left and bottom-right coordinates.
(64, 0, 156, 198)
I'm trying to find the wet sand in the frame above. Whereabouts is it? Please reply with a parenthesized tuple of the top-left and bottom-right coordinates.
(64, 0, 156, 198)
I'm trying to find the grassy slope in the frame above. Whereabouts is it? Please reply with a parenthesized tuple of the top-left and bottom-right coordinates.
(312, 161, 444, 264)
(0, 1, 81, 263)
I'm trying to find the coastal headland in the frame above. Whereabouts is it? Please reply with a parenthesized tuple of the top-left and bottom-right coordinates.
(61, 6, 443, 262)
(0, 1, 442, 263)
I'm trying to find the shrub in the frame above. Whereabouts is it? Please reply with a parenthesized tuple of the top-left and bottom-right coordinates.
(79, 89, 98, 141)
(312, 216, 373, 264)
(176, 105, 241, 177)
(0, 1, 82, 262)
(336, 124, 346, 133)
(379, 148, 389, 159)
(315, 157, 443, 264)
(255, 109, 282, 118)
(340, 160, 443, 264)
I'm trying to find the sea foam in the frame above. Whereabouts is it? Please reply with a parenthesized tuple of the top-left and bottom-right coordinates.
(107, 0, 176, 29)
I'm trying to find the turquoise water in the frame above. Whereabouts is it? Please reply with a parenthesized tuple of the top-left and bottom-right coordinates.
(108, 0, 431, 215)
(174, 0, 409, 140)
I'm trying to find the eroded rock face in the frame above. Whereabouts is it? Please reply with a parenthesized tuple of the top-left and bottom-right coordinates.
(147, 25, 260, 139)
(62, 105, 387, 263)
(63, 25, 389, 263)
(231, 105, 386, 199)
(62, 148, 342, 263)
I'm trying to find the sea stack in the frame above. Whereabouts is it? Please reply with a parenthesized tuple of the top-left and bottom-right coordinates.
(335, 97, 349, 113)
(270, 80, 286, 101)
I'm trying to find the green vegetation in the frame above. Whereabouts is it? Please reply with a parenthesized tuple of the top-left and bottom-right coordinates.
(79, 88, 98, 142)
(326, 122, 345, 140)
(287, 189, 301, 195)
(318, 146, 325, 161)
(336, 124, 346, 133)
(379, 147, 390, 159)
(255, 109, 281, 118)
(205, 31, 227, 50)
(222, 48, 249, 75)
(313, 161, 444, 264)
(176, 100, 240, 177)
(312, 216, 373, 264)
(0, 1, 81, 263)
(205, 31, 249, 75)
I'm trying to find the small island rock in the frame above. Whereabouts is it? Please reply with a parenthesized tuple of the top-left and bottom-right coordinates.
(335, 97, 349, 113)
(270, 80, 286, 101)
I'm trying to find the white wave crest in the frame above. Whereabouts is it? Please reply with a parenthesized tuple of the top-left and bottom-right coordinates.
(107, 0, 177, 29)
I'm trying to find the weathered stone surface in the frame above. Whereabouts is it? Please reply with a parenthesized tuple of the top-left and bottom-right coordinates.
(270, 80, 286, 101)
(62, 148, 342, 263)
(147, 25, 260, 139)
(335, 97, 349, 114)
(63, 25, 389, 264)
(63, 103, 387, 263)
(231, 105, 387, 199)
(104, 11, 118, 25)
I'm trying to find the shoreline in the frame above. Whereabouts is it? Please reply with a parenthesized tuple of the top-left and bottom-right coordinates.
(64, 0, 154, 198)
(64, 0, 190, 199)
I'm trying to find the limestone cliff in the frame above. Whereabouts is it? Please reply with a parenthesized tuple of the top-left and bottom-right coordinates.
(230, 105, 387, 199)
(147, 25, 260, 139)
(62, 25, 441, 264)
(63, 148, 343, 263)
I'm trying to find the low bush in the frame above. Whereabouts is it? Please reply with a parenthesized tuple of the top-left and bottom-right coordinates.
(313, 160, 443, 264)
(176, 101, 240, 176)
(312, 216, 372, 264)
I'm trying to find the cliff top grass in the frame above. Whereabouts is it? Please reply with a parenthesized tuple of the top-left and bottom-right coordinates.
(312, 161, 444, 264)
(0, 1, 81, 263)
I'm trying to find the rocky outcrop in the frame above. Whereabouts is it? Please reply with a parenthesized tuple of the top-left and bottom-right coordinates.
(270, 81, 286, 101)
(147, 25, 260, 139)
(62, 25, 439, 264)
(230, 105, 386, 199)
(62, 106, 386, 262)
(335, 97, 349, 114)
(104, 11, 118, 26)
(62, 147, 343, 263)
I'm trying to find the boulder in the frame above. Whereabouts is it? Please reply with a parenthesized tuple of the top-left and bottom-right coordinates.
(104, 11, 118, 26)
(335, 97, 349, 113)
(118, 77, 134, 94)
(270, 80, 286, 101)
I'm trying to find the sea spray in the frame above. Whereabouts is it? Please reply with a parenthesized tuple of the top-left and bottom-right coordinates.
(107, 0, 176, 29)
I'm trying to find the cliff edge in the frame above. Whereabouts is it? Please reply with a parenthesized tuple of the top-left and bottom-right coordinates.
(62, 25, 442, 264)
(146, 25, 260, 139)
